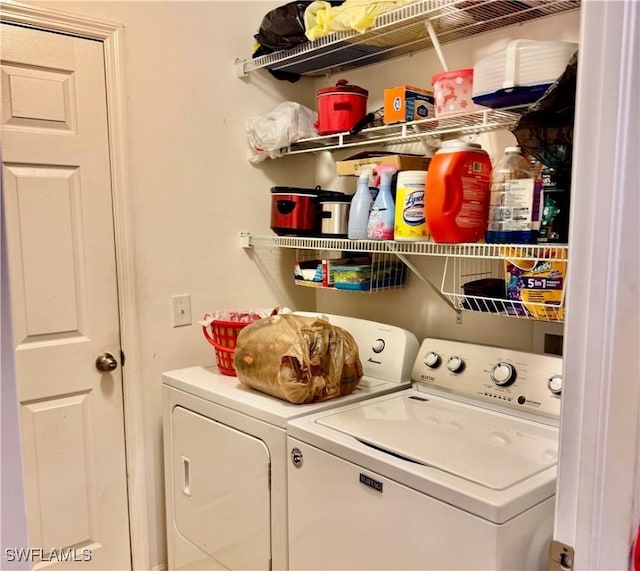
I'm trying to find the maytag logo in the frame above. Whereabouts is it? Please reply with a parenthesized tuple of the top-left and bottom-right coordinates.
(367, 358, 382, 365)
(359, 473, 383, 492)
(422, 374, 435, 381)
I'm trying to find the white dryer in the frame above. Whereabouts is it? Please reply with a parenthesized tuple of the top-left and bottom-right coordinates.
(162, 313, 418, 571)
(287, 337, 563, 570)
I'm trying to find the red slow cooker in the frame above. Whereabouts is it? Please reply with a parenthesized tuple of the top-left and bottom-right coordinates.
(270, 187, 346, 236)
(315, 79, 368, 135)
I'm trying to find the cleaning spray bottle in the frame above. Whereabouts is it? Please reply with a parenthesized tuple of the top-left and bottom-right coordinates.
(367, 165, 397, 240)
(348, 167, 374, 240)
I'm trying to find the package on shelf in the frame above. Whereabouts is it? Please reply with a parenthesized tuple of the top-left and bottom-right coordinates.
(333, 260, 406, 291)
(383, 85, 435, 124)
(503, 248, 566, 321)
(294, 256, 371, 287)
(336, 153, 430, 176)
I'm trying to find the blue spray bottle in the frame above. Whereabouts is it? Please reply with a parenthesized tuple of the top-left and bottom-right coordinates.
(348, 167, 374, 240)
(367, 165, 397, 240)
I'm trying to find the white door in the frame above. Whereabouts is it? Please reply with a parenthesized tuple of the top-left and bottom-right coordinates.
(1, 22, 131, 570)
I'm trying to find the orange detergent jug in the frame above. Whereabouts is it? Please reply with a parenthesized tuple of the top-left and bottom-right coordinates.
(425, 140, 492, 243)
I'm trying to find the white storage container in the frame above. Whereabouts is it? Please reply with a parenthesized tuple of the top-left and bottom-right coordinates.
(472, 39, 578, 108)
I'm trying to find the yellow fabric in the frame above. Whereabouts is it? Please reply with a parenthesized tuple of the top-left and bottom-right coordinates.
(304, 0, 416, 41)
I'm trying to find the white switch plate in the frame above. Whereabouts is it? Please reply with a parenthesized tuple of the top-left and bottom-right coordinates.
(171, 294, 192, 327)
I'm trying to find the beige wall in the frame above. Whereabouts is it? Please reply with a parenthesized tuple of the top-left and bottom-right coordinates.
(28, 2, 579, 568)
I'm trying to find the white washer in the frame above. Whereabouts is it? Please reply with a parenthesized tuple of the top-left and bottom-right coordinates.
(162, 313, 418, 571)
(287, 337, 563, 571)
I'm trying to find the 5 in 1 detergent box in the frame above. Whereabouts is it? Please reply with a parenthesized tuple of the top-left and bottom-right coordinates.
(383, 85, 435, 124)
(503, 248, 566, 321)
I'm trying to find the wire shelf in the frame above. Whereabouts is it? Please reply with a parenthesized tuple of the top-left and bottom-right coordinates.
(242, 233, 569, 261)
(280, 105, 528, 155)
(236, 0, 580, 78)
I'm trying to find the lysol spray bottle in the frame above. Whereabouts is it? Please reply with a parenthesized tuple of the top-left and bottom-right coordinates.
(394, 170, 429, 241)
(425, 140, 492, 243)
(367, 165, 397, 240)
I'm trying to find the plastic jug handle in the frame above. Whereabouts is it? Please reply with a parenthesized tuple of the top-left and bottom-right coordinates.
(441, 173, 462, 216)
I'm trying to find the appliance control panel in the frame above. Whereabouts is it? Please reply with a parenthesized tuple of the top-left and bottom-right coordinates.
(294, 312, 419, 383)
(412, 338, 562, 421)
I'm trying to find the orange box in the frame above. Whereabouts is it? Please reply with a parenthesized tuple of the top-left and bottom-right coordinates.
(383, 85, 435, 124)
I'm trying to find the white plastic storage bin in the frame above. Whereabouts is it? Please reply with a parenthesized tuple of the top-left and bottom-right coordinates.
(472, 39, 578, 108)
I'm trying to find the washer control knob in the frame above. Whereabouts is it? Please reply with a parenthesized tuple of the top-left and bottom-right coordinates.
(446, 356, 465, 373)
(372, 339, 385, 354)
(424, 352, 441, 369)
(548, 375, 563, 395)
(491, 362, 517, 386)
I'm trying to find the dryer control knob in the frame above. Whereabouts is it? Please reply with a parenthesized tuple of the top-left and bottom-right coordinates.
(372, 339, 385, 353)
(491, 362, 516, 386)
(548, 375, 563, 395)
(424, 352, 441, 368)
(446, 356, 465, 373)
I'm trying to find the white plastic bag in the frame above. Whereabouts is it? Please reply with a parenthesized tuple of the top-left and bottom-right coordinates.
(246, 101, 317, 163)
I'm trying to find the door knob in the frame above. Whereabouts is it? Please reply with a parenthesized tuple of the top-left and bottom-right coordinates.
(95, 352, 118, 372)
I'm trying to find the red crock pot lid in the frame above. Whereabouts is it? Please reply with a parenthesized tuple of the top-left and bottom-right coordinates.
(271, 186, 319, 195)
(317, 79, 368, 97)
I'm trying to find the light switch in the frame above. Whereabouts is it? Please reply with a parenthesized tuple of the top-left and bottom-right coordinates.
(171, 294, 192, 327)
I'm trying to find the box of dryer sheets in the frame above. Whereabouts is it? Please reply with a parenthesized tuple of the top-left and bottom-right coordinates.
(336, 152, 430, 176)
(503, 248, 566, 321)
(383, 85, 435, 124)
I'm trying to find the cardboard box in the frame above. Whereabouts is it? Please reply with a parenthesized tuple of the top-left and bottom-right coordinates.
(503, 249, 566, 321)
(336, 154, 430, 176)
(294, 256, 370, 287)
(383, 85, 435, 124)
(333, 262, 406, 291)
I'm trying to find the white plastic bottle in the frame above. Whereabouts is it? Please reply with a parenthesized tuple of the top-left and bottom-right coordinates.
(347, 169, 374, 240)
(485, 146, 538, 244)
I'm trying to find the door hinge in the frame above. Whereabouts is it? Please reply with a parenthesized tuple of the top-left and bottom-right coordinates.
(549, 539, 574, 571)
(120, 350, 126, 368)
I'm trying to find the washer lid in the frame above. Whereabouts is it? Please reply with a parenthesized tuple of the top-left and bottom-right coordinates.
(316, 392, 559, 490)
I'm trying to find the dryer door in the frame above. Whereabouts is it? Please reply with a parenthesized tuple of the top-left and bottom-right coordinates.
(171, 406, 271, 570)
